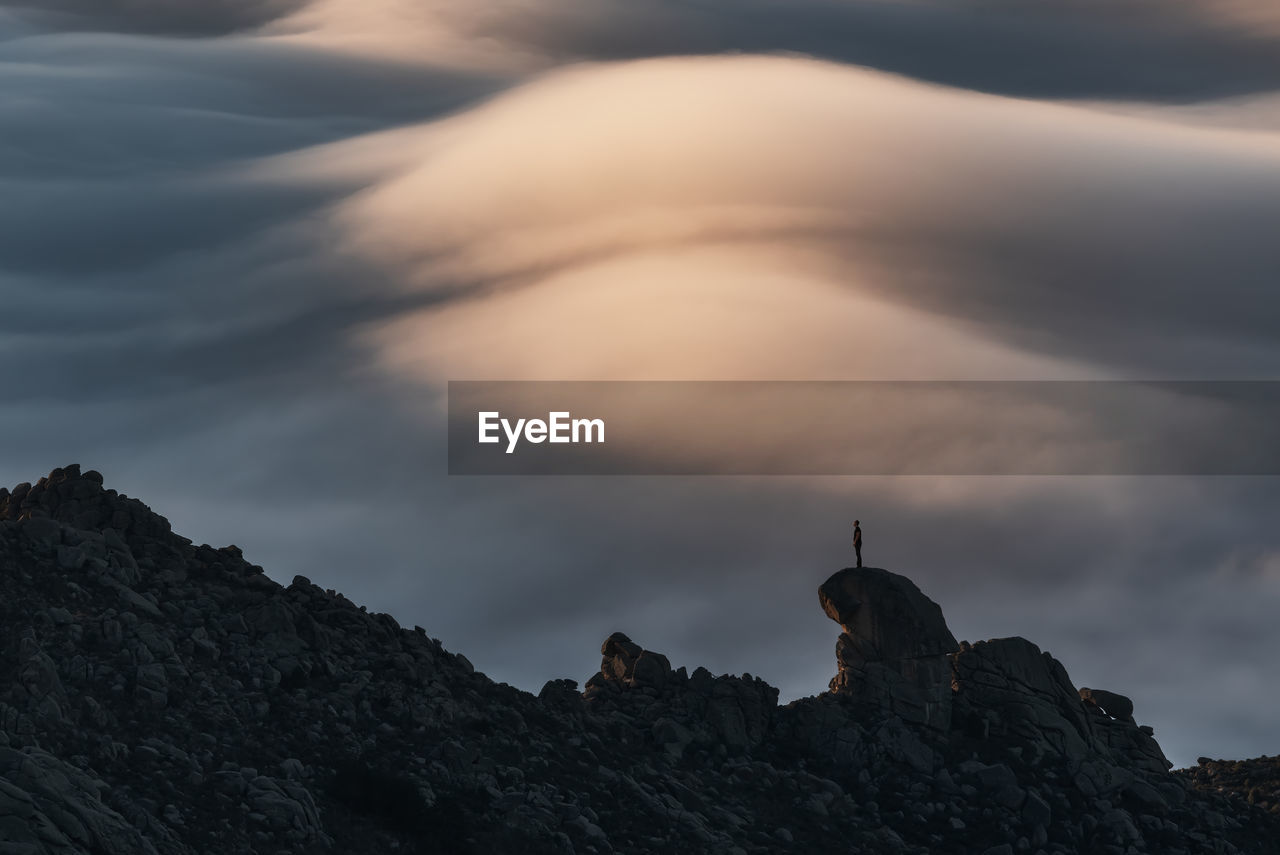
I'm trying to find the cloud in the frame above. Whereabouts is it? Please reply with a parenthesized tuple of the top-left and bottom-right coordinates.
(306, 56, 1280, 385)
(0, 21, 505, 401)
(0, 0, 305, 36)
(2, 5, 1280, 772)
(278, 0, 1280, 99)
(16, 0, 1280, 100)
(262, 56, 1280, 767)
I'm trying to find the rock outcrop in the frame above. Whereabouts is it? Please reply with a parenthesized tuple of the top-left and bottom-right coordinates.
(810, 567, 1223, 851)
(817, 568, 1173, 776)
(1080, 687, 1136, 723)
(821, 567, 957, 731)
(819, 566, 958, 667)
(1, 466, 1278, 854)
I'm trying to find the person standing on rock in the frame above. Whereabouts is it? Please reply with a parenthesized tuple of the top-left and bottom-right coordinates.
(852, 520, 863, 568)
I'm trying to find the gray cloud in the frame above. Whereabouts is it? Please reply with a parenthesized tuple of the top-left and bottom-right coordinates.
(12, 1, 1280, 99)
(0, 33, 502, 182)
(449, 0, 1280, 100)
(843, 164, 1280, 377)
(0, 25, 504, 402)
(0, 0, 304, 36)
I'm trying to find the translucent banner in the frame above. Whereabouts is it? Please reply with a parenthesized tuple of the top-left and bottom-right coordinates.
(447, 381, 1280, 475)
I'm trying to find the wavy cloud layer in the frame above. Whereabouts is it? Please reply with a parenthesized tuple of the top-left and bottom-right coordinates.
(2, 1, 1280, 767)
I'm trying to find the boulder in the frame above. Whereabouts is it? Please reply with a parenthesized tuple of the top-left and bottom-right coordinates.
(819, 568, 958, 731)
(818, 567, 957, 666)
(1080, 687, 1135, 723)
(600, 632, 643, 682)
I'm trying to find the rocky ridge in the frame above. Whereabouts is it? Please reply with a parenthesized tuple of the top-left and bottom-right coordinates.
(1, 465, 1278, 854)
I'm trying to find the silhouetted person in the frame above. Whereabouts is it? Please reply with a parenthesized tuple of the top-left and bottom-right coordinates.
(852, 520, 862, 568)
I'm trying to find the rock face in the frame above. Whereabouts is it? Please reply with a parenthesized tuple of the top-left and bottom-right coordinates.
(1, 466, 1278, 855)
(818, 567, 1177, 772)
(821, 567, 957, 732)
(819, 567, 958, 667)
(809, 567, 1262, 853)
(584, 632, 779, 754)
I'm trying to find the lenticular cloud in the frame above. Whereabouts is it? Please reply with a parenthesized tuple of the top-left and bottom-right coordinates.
(267, 55, 1280, 384)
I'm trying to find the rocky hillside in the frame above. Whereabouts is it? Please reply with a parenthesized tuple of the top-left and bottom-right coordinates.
(1, 465, 1277, 854)
(1180, 757, 1280, 818)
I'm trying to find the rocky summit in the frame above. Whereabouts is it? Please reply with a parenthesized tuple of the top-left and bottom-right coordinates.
(0, 466, 1277, 855)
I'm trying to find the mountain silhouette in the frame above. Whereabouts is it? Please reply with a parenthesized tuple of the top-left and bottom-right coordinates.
(1, 465, 1277, 854)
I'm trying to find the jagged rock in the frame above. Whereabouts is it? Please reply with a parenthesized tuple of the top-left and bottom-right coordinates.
(0, 465, 1276, 855)
(599, 631, 642, 683)
(951, 636, 1095, 757)
(1179, 755, 1280, 814)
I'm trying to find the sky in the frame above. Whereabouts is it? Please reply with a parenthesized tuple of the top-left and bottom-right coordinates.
(3, 0, 1280, 767)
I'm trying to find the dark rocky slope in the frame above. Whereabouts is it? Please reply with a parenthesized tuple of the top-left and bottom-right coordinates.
(1, 465, 1277, 854)
(1180, 757, 1280, 819)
